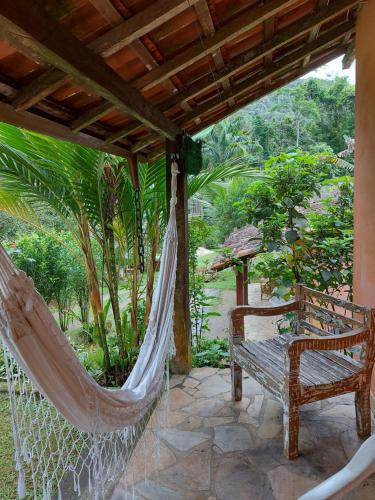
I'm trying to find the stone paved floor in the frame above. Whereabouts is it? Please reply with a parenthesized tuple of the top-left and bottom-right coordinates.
(112, 369, 375, 500)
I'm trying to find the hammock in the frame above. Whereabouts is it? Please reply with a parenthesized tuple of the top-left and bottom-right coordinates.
(0, 162, 179, 497)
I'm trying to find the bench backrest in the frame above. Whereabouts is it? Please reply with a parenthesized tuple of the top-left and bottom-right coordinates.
(296, 285, 374, 363)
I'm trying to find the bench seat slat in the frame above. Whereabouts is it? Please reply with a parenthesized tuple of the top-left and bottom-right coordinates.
(240, 335, 363, 388)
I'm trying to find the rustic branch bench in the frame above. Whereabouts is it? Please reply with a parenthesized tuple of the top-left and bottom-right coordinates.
(229, 285, 374, 459)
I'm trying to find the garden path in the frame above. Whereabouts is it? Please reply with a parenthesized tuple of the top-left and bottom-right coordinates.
(112, 368, 375, 500)
(205, 283, 280, 341)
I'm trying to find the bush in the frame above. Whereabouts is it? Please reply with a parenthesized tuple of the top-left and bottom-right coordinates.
(7, 231, 88, 331)
(192, 337, 229, 368)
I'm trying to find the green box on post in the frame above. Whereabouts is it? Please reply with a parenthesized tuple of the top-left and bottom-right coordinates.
(182, 135, 203, 175)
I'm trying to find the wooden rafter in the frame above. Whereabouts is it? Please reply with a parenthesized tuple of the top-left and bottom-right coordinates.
(302, 0, 327, 67)
(132, 0, 300, 91)
(343, 40, 355, 69)
(159, 0, 358, 113)
(90, 0, 199, 57)
(175, 22, 354, 126)
(0, 100, 145, 160)
(0, 1, 181, 140)
(70, 101, 115, 133)
(10, 0, 193, 112)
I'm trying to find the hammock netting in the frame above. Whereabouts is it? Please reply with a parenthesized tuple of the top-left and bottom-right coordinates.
(0, 163, 180, 499)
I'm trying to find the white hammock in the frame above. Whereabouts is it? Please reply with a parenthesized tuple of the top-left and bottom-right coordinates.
(0, 162, 179, 497)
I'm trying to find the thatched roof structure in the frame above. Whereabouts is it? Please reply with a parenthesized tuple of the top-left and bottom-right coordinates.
(212, 186, 341, 271)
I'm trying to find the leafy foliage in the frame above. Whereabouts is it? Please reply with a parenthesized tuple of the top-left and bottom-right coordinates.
(192, 337, 229, 368)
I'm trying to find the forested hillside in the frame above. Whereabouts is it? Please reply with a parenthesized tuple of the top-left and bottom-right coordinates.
(196, 76, 355, 243)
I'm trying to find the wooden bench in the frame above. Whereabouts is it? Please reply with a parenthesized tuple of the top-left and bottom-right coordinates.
(229, 285, 374, 459)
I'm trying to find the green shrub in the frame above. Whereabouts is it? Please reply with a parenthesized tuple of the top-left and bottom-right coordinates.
(192, 337, 229, 368)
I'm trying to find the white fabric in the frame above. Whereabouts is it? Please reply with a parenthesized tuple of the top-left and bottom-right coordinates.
(0, 162, 179, 434)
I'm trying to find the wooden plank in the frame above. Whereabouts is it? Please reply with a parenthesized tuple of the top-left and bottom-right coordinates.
(104, 121, 141, 144)
(168, 138, 191, 374)
(12, 70, 71, 111)
(131, 132, 160, 154)
(89, 0, 123, 25)
(0, 100, 136, 159)
(343, 39, 355, 69)
(71, 101, 115, 133)
(175, 22, 354, 126)
(302, 0, 326, 67)
(133, 0, 298, 91)
(0, 1, 181, 140)
(90, 0, 199, 57)
(158, 0, 359, 113)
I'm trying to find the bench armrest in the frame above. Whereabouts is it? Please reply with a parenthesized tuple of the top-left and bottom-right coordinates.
(229, 300, 299, 321)
(286, 327, 370, 356)
(229, 300, 299, 346)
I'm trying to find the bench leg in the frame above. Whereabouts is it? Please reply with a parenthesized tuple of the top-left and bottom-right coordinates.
(355, 386, 371, 438)
(283, 402, 299, 459)
(231, 361, 242, 401)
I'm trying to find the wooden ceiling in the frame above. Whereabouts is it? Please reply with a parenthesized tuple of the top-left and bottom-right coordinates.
(0, 0, 359, 161)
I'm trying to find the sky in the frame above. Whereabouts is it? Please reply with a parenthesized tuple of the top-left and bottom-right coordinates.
(302, 55, 355, 84)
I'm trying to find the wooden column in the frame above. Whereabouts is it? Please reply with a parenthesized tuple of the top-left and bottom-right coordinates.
(166, 138, 192, 374)
(243, 259, 249, 305)
(353, 0, 375, 398)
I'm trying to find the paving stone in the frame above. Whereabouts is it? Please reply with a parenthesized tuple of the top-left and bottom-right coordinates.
(320, 404, 356, 419)
(168, 388, 194, 411)
(135, 479, 183, 500)
(232, 396, 251, 411)
(247, 394, 264, 419)
(257, 420, 282, 439)
(159, 445, 212, 491)
(170, 374, 186, 388)
(195, 374, 231, 398)
(183, 386, 198, 395)
(190, 367, 218, 380)
(267, 465, 318, 500)
(150, 410, 186, 429)
(214, 456, 271, 500)
(214, 425, 253, 452)
(183, 377, 200, 388)
(299, 401, 321, 412)
(111, 487, 145, 500)
(340, 429, 365, 460)
(178, 415, 202, 430)
(122, 430, 176, 486)
(263, 398, 283, 421)
(203, 416, 234, 427)
(182, 397, 226, 417)
(238, 411, 258, 427)
(159, 428, 210, 452)
(242, 376, 264, 397)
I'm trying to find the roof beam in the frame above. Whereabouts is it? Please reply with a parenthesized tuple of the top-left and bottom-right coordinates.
(159, 0, 359, 112)
(132, 0, 299, 91)
(302, 0, 327, 67)
(342, 40, 355, 69)
(10, 0, 191, 112)
(90, 0, 199, 57)
(0, 1, 181, 140)
(70, 101, 115, 133)
(11, 69, 71, 111)
(175, 22, 354, 127)
(0, 100, 143, 159)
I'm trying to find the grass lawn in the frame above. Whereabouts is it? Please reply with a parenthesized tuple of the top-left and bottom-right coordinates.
(0, 393, 17, 499)
(206, 268, 236, 290)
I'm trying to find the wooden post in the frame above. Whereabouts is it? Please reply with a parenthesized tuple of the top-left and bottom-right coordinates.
(166, 138, 192, 374)
(243, 258, 249, 305)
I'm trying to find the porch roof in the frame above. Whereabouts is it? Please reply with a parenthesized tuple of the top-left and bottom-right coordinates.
(0, 0, 359, 161)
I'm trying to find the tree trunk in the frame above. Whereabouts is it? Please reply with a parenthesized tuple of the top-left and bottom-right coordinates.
(145, 206, 159, 326)
(78, 213, 111, 372)
(103, 225, 126, 360)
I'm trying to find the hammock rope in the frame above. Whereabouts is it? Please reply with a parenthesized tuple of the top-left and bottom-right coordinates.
(0, 161, 180, 498)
